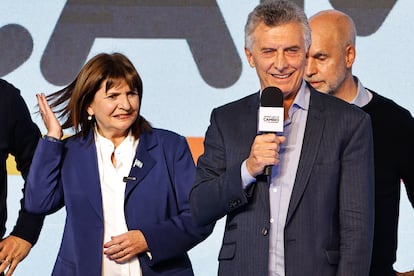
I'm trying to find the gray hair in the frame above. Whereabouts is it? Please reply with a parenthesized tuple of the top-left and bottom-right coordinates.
(244, 0, 311, 51)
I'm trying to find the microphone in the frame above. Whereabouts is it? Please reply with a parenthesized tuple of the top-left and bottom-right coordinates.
(258, 87, 284, 176)
(123, 176, 137, 182)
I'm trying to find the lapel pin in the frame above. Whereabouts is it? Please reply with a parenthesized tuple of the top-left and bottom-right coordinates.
(133, 159, 143, 168)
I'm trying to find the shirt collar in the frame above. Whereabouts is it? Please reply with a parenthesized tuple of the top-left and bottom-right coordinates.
(291, 81, 310, 111)
(259, 81, 310, 113)
(94, 128, 137, 163)
(349, 76, 373, 107)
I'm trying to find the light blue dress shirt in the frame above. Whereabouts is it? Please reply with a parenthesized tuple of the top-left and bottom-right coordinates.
(241, 81, 310, 276)
(350, 76, 372, 107)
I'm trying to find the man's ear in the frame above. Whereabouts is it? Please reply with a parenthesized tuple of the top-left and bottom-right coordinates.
(244, 47, 255, 68)
(345, 44, 356, 68)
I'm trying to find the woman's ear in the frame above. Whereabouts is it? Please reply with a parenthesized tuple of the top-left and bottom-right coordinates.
(87, 106, 94, 116)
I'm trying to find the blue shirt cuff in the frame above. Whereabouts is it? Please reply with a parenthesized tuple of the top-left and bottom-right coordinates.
(241, 160, 256, 189)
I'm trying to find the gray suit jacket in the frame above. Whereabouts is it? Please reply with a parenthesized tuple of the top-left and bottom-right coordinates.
(190, 84, 375, 276)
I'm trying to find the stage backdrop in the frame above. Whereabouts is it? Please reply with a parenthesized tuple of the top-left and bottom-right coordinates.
(1, 1, 413, 275)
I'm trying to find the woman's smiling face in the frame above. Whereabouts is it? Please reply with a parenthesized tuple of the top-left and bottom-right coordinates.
(87, 79, 139, 141)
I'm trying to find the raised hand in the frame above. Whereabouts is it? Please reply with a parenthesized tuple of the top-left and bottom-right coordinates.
(36, 93, 62, 139)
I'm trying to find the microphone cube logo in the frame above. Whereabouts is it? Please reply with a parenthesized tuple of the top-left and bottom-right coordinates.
(264, 115, 280, 123)
(258, 107, 284, 133)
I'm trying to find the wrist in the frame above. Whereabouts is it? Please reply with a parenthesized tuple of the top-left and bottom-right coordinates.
(44, 135, 61, 142)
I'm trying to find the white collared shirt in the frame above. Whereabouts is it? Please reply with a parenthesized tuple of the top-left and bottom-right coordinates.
(94, 129, 141, 276)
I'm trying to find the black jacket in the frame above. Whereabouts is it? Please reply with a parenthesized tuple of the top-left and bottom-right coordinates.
(0, 79, 44, 244)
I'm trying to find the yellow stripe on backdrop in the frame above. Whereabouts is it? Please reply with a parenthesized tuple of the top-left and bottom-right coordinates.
(6, 137, 205, 175)
(6, 154, 19, 175)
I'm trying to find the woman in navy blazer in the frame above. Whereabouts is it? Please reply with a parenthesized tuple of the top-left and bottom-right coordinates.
(24, 53, 212, 275)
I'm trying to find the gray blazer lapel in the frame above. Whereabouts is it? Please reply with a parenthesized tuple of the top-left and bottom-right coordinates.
(246, 93, 271, 209)
(286, 90, 326, 224)
(245, 92, 260, 147)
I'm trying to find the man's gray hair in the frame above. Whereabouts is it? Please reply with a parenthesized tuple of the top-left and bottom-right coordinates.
(244, 0, 311, 51)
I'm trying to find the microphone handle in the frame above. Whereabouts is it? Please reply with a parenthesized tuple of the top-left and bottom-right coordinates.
(264, 165, 272, 176)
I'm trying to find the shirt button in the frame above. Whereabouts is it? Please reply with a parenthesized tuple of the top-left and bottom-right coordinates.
(262, 227, 269, 236)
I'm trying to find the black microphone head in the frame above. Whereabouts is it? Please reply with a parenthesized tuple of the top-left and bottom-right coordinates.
(261, 87, 283, 107)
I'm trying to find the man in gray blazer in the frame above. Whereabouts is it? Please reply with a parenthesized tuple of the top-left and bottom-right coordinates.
(189, 1, 375, 275)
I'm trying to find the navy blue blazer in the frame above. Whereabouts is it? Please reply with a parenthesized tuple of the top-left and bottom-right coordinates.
(25, 128, 212, 275)
(190, 84, 375, 276)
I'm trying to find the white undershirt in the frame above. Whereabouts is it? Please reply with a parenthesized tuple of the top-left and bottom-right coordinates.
(94, 129, 141, 276)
